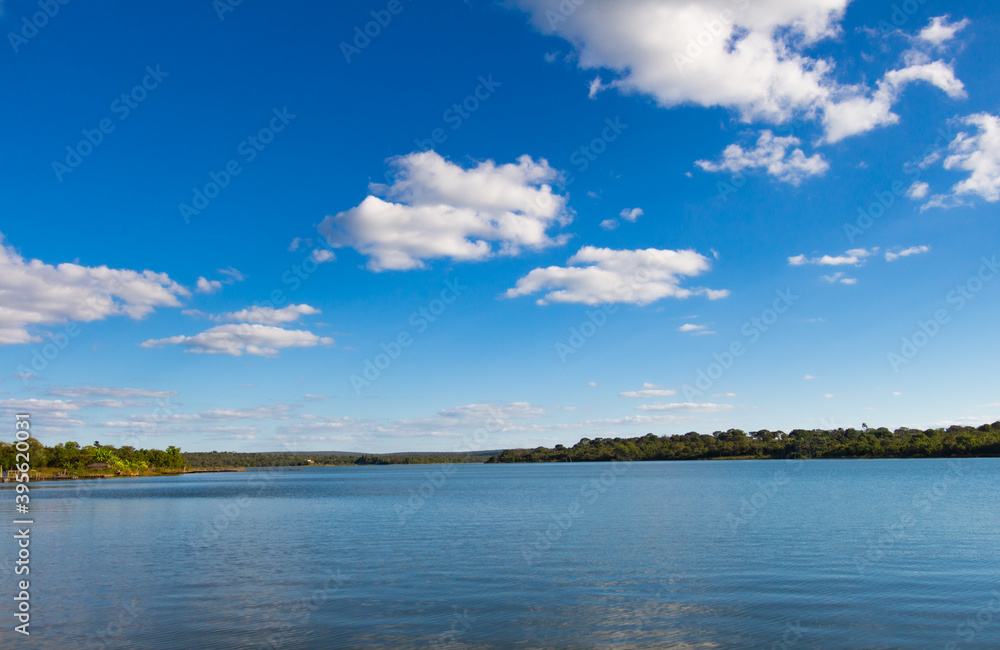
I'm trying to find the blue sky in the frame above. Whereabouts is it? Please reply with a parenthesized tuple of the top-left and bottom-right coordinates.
(1, 0, 998, 452)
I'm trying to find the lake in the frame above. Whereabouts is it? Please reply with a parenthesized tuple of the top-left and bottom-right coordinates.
(2, 459, 999, 648)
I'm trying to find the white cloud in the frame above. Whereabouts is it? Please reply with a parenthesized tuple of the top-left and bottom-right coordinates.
(0, 398, 81, 413)
(506, 246, 728, 306)
(195, 277, 223, 294)
(919, 193, 968, 212)
(804, 374, 815, 380)
(319, 151, 572, 271)
(197, 405, 294, 421)
(0, 232, 189, 345)
(885, 245, 930, 262)
(141, 324, 333, 357)
(48, 386, 176, 399)
(218, 267, 245, 283)
(636, 402, 734, 413)
(516, 0, 964, 142)
(936, 112, 1000, 203)
(195, 267, 245, 294)
(824, 393, 834, 399)
(438, 402, 546, 420)
(822, 61, 965, 143)
(918, 16, 969, 46)
(696, 131, 829, 184)
(820, 272, 857, 285)
(599, 218, 619, 230)
(677, 323, 704, 332)
(288, 237, 302, 252)
(619, 207, 643, 222)
(905, 181, 929, 199)
(220, 304, 321, 325)
(311, 249, 335, 263)
(621, 383, 677, 398)
(788, 248, 874, 266)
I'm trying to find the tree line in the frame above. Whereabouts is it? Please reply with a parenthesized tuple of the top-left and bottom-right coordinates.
(182, 451, 489, 468)
(486, 422, 1000, 463)
(0, 439, 185, 474)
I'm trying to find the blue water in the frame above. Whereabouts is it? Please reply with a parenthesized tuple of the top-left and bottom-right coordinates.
(2, 459, 999, 648)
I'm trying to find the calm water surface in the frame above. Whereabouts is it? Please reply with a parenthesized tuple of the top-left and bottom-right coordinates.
(2, 459, 998, 648)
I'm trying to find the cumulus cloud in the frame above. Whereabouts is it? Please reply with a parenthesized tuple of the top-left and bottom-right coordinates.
(0, 232, 189, 345)
(619, 207, 643, 222)
(929, 112, 1000, 205)
(195, 267, 244, 294)
(885, 245, 930, 262)
(506, 246, 728, 305)
(918, 15, 969, 46)
(905, 181, 930, 199)
(677, 323, 705, 332)
(696, 131, 829, 184)
(516, 0, 964, 143)
(822, 60, 965, 143)
(621, 383, 677, 398)
(195, 277, 223, 294)
(788, 248, 874, 266)
(311, 249, 335, 263)
(599, 207, 643, 231)
(319, 151, 572, 271)
(141, 324, 333, 357)
(219, 304, 321, 325)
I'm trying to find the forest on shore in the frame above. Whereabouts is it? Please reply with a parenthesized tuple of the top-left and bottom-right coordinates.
(1, 439, 185, 476)
(7, 422, 1000, 476)
(183, 450, 494, 468)
(486, 422, 1000, 463)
